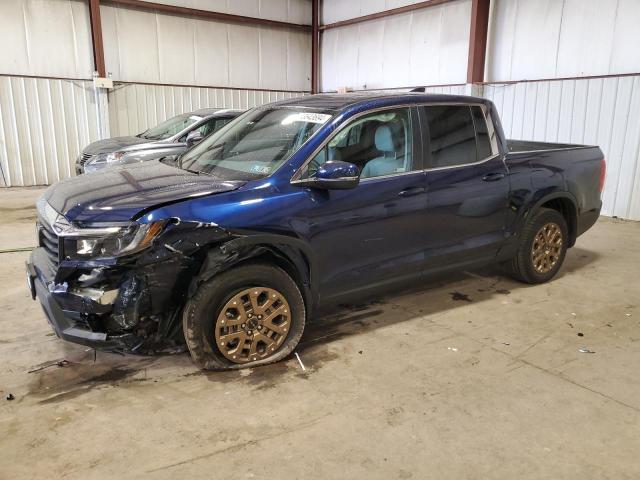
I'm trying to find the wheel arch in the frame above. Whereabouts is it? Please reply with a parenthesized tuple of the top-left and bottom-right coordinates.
(531, 193, 578, 247)
(191, 234, 318, 312)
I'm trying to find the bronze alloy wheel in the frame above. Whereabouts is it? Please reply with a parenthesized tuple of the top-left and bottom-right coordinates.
(214, 287, 291, 364)
(531, 222, 564, 274)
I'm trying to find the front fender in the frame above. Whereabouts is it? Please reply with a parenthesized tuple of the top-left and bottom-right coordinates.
(192, 234, 318, 311)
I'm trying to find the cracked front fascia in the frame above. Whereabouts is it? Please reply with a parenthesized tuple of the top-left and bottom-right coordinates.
(46, 218, 313, 352)
(47, 221, 234, 350)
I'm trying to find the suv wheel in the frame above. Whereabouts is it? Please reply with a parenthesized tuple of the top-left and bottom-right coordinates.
(183, 263, 306, 370)
(505, 207, 569, 284)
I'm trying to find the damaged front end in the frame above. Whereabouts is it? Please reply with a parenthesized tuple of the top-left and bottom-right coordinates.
(27, 205, 231, 354)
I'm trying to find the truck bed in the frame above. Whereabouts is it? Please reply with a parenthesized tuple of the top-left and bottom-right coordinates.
(507, 139, 594, 153)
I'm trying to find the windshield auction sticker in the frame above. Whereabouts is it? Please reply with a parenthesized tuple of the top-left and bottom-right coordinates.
(281, 112, 331, 125)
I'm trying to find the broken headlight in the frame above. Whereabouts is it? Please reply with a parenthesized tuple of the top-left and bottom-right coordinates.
(62, 221, 165, 260)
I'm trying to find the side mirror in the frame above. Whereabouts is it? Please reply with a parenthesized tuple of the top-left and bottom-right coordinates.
(293, 161, 360, 190)
(186, 130, 204, 148)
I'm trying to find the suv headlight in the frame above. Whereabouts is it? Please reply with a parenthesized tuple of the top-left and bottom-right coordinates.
(60, 221, 165, 259)
(90, 151, 125, 165)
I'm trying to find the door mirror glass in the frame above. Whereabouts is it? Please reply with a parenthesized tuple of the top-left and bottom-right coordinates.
(186, 130, 204, 148)
(293, 161, 360, 190)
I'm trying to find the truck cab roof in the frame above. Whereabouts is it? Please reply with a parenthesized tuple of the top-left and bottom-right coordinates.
(269, 92, 494, 112)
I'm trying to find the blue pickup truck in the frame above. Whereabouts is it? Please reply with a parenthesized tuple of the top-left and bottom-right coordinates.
(27, 93, 605, 370)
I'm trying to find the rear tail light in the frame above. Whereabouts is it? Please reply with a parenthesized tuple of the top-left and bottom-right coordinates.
(598, 157, 606, 193)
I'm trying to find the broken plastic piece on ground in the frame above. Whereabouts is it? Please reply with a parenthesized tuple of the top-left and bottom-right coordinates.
(295, 352, 306, 371)
(6, 393, 15, 401)
(447, 347, 458, 352)
(27, 359, 70, 373)
(577, 332, 584, 337)
(579, 348, 596, 354)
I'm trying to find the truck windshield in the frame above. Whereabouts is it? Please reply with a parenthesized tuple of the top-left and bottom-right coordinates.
(139, 114, 202, 140)
(178, 107, 333, 180)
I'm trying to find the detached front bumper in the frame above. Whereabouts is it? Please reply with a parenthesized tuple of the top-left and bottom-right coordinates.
(26, 247, 137, 350)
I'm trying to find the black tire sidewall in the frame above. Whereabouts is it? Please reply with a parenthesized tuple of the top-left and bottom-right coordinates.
(183, 264, 306, 370)
(519, 209, 568, 283)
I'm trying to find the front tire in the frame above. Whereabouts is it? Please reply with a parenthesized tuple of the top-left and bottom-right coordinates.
(505, 207, 568, 284)
(183, 263, 306, 370)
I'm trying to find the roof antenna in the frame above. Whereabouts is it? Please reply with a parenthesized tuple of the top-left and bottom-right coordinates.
(410, 87, 425, 92)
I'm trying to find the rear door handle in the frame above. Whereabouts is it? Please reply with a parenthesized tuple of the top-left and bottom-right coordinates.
(398, 187, 426, 197)
(482, 172, 506, 182)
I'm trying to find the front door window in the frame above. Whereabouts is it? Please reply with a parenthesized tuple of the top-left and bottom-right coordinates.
(301, 107, 415, 180)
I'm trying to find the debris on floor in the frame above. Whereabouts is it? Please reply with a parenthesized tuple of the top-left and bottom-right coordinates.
(6, 393, 15, 401)
(27, 359, 70, 373)
(450, 292, 472, 302)
(295, 352, 306, 371)
(577, 332, 584, 337)
(447, 347, 458, 352)
(579, 348, 596, 354)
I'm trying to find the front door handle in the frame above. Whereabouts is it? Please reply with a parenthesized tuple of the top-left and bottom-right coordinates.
(482, 172, 506, 182)
(398, 186, 426, 197)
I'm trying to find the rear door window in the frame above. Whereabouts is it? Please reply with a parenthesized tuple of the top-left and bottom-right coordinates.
(423, 105, 498, 168)
(471, 106, 497, 160)
(424, 105, 477, 168)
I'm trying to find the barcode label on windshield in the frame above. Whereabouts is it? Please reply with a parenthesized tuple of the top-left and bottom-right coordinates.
(282, 112, 331, 125)
(299, 113, 331, 124)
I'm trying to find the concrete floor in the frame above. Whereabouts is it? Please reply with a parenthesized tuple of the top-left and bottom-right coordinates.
(0, 187, 639, 479)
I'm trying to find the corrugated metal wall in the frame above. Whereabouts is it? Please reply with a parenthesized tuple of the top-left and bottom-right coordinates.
(487, 0, 640, 82)
(108, 83, 306, 137)
(101, 3, 311, 91)
(483, 76, 640, 220)
(322, 0, 445, 24)
(147, 0, 311, 24)
(0, 75, 101, 187)
(0, 0, 94, 79)
(321, 0, 471, 92)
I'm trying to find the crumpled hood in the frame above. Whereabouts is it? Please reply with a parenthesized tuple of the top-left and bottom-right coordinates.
(82, 136, 162, 155)
(44, 160, 245, 223)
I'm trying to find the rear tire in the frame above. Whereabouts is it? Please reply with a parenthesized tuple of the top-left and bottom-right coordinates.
(183, 263, 306, 371)
(505, 207, 568, 284)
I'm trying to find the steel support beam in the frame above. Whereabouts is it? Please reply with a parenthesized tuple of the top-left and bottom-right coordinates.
(311, 0, 320, 93)
(102, 0, 311, 32)
(466, 0, 490, 84)
(88, 0, 106, 77)
(319, 0, 459, 30)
